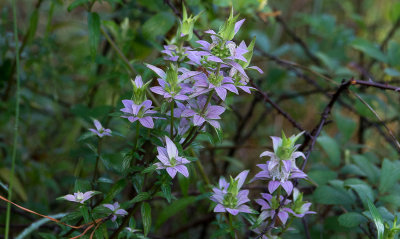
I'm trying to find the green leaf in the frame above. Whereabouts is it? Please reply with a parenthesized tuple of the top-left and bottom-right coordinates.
(27, 10, 39, 43)
(80, 205, 90, 223)
(141, 202, 152, 236)
(317, 135, 341, 166)
(384, 68, 400, 77)
(68, 0, 90, 12)
(142, 12, 175, 40)
(338, 212, 368, 228)
(102, 179, 127, 203)
(352, 155, 380, 183)
(308, 169, 338, 185)
(74, 179, 91, 192)
(367, 199, 384, 239)
(15, 213, 67, 239)
(0, 168, 27, 201)
(88, 12, 101, 60)
(161, 183, 172, 203)
(155, 196, 198, 229)
(344, 179, 374, 207)
(334, 112, 357, 142)
(127, 192, 151, 205)
(379, 159, 400, 193)
(313, 185, 355, 205)
(351, 38, 387, 63)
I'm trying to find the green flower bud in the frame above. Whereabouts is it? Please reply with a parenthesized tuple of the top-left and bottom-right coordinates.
(165, 64, 180, 92)
(276, 131, 304, 160)
(179, 4, 201, 41)
(218, 8, 239, 41)
(240, 37, 256, 68)
(131, 76, 151, 105)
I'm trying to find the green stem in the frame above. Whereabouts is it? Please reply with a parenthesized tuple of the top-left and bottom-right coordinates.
(5, 0, 21, 238)
(91, 138, 103, 189)
(203, 90, 214, 113)
(190, 149, 210, 186)
(228, 213, 236, 238)
(100, 27, 160, 107)
(278, 217, 294, 235)
(170, 101, 174, 139)
(134, 122, 140, 150)
(215, 63, 221, 77)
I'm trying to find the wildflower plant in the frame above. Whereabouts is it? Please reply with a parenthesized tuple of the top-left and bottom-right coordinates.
(12, 5, 317, 239)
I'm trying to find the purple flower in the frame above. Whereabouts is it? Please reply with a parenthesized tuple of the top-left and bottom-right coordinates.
(146, 64, 200, 102)
(154, 136, 190, 178)
(181, 96, 225, 129)
(252, 132, 307, 195)
(125, 227, 140, 234)
(253, 160, 307, 195)
(291, 188, 316, 218)
(103, 202, 128, 222)
(210, 170, 253, 215)
(89, 119, 112, 137)
(62, 191, 96, 204)
(120, 100, 157, 128)
(193, 73, 238, 100)
(161, 45, 192, 62)
(255, 193, 293, 225)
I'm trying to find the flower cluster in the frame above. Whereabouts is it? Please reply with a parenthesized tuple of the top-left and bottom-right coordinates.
(210, 170, 252, 215)
(114, 9, 263, 181)
(58, 7, 313, 238)
(252, 132, 314, 225)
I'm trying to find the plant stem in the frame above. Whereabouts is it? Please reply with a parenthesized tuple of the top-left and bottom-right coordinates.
(91, 138, 103, 189)
(190, 149, 210, 186)
(100, 27, 160, 107)
(170, 101, 174, 139)
(5, 0, 21, 238)
(228, 213, 236, 238)
(135, 122, 140, 150)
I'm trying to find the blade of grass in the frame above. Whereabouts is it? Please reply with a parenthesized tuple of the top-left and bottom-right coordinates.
(5, 0, 21, 238)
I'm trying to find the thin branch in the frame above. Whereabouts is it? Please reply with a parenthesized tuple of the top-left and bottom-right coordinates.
(100, 27, 160, 107)
(249, 79, 311, 138)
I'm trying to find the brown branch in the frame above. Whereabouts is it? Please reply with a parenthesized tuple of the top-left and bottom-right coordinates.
(249, 79, 311, 138)
(352, 79, 400, 92)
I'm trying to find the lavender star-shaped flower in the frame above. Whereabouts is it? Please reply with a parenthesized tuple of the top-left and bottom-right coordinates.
(193, 73, 238, 100)
(89, 119, 112, 137)
(154, 136, 190, 178)
(146, 64, 200, 102)
(210, 170, 253, 215)
(252, 132, 307, 195)
(120, 99, 157, 128)
(255, 193, 293, 225)
(62, 191, 96, 204)
(103, 202, 128, 222)
(181, 96, 225, 129)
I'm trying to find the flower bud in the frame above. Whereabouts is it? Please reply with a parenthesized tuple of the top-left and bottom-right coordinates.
(131, 75, 151, 105)
(218, 8, 239, 41)
(179, 4, 201, 41)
